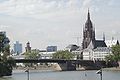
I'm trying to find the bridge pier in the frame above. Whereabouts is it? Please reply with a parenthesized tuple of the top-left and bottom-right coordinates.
(75, 60, 107, 70)
(53, 61, 76, 71)
(66, 61, 76, 71)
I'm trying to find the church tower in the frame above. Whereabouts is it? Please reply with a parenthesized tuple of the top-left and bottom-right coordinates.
(25, 42, 31, 52)
(82, 10, 95, 49)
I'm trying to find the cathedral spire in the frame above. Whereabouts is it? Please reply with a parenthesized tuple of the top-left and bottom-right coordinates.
(103, 33, 105, 41)
(87, 8, 90, 20)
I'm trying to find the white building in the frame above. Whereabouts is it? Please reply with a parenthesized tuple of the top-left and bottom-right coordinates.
(82, 39, 119, 61)
(11, 55, 25, 59)
(39, 51, 56, 59)
(71, 47, 83, 60)
(82, 39, 115, 61)
(105, 40, 119, 47)
(82, 47, 112, 61)
(82, 49, 92, 60)
(92, 47, 112, 61)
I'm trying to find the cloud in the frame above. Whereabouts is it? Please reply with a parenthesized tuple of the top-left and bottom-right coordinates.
(0, 0, 119, 50)
(82, 0, 92, 7)
(0, 0, 94, 18)
(0, 0, 72, 17)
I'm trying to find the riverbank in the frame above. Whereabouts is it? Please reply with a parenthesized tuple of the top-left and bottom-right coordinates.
(103, 67, 120, 71)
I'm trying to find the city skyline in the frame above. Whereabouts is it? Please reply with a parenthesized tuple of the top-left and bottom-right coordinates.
(0, 0, 120, 51)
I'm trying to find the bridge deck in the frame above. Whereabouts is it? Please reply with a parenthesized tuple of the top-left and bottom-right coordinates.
(12, 59, 95, 63)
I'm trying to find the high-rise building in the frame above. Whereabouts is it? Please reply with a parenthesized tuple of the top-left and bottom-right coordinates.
(14, 41, 22, 55)
(82, 10, 95, 49)
(46, 46, 57, 52)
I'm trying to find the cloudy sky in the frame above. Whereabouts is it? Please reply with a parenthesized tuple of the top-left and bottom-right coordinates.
(0, 0, 120, 51)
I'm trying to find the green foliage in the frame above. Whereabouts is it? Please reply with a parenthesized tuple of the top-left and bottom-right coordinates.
(24, 49, 40, 59)
(52, 50, 74, 60)
(112, 45, 120, 56)
(0, 60, 12, 76)
(105, 54, 114, 61)
(24, 49, 40, 67)
(0, 32, 14, 77)
(105, 45, 120, 61)
(0, 34, 4, 52)
(7, 57, 16, 67)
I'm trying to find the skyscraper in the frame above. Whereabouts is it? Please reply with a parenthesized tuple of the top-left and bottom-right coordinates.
(82, 10, 95, 49)
(14, 41, 22, 54)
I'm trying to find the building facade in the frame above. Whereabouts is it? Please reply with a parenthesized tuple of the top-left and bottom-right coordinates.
(46, 46, 57, 52)
(14, 41, 22, 55)
(81, 10, 118, 61)
(93, 47, 112, 60)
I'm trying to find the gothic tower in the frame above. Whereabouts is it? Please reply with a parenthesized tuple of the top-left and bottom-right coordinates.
(82, 10, 95, 49)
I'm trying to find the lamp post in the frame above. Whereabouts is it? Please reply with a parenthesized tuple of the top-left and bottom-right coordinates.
(96, 68, 102, 80)
(100, 69, 102, 80)
(25, 69, 30, 80)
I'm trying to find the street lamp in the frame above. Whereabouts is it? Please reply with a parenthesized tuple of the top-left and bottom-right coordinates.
(25, 69, 30, 80)
(96, 68, 102, 80)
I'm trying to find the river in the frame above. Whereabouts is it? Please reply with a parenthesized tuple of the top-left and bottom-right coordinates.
(0, 70, 120, 80)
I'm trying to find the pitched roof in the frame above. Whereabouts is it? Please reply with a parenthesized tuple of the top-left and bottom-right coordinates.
(87, 40, 107, 49)
(66, 44, 79, 51)
(94, 40, 107, 48)
(87, 40, 94, 49)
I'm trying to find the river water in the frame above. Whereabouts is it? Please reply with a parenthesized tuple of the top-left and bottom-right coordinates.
(0, 70, 120, 80)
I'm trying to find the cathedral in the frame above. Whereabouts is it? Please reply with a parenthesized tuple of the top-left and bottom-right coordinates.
(82, 10, 107, 50)
(82, 10, 95, 49)
(81, 10, 119, 60)
(67, 10, 119, 60)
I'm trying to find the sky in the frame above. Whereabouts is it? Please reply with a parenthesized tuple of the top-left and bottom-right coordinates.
(0, 0, 120, 51)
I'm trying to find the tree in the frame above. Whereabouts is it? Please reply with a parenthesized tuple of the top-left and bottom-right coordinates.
(52, 50, 74, 60)
(24, 49, 40, 67)
(24, 49, 40, 59)
(105, 45, 120, 61)
(0, 32, 14, 77)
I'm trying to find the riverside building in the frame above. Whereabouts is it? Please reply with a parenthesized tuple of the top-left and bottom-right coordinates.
(81, 10, 119, 60)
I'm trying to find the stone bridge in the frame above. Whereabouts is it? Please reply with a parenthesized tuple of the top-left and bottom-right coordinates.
(10, 59, 107, 71)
